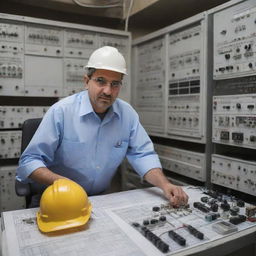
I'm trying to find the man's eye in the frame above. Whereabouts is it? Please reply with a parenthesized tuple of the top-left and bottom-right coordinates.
(97, 78, 106, 85)
(112, 81, 122, 87)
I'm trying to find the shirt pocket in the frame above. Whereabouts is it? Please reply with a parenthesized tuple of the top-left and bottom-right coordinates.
(110, 141, 129, 168)
(58, 139, 88, 170)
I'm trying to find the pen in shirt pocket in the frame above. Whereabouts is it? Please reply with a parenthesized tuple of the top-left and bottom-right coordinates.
(115, 140, 122, 147)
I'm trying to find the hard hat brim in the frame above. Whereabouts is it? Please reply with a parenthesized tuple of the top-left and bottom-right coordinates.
(85, 65, 127, 75)
(37, 203, 92, 233)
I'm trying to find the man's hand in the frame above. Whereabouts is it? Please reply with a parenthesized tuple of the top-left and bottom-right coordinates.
(144, 168, 189, 206)
(162, 183, 189, 207)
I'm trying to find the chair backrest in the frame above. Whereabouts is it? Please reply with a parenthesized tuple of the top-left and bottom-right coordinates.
(16, 118, 46, 208)
(21, 118, 42, 153)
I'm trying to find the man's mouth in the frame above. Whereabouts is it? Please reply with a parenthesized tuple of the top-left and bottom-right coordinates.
(99, 96, 111, 101)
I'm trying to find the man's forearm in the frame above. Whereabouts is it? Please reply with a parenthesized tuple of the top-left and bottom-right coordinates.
(144, 168, 171, 189)
(29, 167, 66, 185)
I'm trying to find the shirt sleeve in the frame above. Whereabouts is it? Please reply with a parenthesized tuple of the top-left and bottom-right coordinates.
(126, 111, 162, 177)
(16, 105, 63, 182)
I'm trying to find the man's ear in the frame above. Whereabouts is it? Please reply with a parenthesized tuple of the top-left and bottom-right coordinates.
(84, 75, 89, 89)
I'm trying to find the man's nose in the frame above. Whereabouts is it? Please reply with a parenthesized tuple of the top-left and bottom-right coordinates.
(102, 83, 112, 94)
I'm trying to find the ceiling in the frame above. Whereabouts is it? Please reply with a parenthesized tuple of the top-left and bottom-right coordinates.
(0, 0, 230, 38)
(128, 0, 230, 37)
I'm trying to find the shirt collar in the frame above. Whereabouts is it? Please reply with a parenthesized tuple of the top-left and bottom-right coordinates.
(79, 90, 121, 119)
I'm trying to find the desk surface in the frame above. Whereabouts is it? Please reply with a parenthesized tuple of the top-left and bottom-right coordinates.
(1, 187, 256, 256)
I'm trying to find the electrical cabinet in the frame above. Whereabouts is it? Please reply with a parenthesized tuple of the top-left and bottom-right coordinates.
(154, 143, 206, 182)
(212, 0, 256, 194)
(133, 13, 209, 144)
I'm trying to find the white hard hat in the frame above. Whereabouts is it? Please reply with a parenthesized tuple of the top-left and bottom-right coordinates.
(86, 46, 127, 75)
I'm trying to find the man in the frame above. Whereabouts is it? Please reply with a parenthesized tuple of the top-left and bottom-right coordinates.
(17, 46, 188, 206)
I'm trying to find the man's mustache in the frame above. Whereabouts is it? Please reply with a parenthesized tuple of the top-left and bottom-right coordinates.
(99, 94, 112, 99)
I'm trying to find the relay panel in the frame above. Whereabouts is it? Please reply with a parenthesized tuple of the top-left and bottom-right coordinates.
(154, 143, 206, 182)
(25, 24, 63, 57)
(64, 29, 97, 59)
(0, 13, 131, 99)
(134, 37, 166, 134)
(0, 106, 49, 129)
(212, 94, 256, 149)
(214, 0, 256, 79)
(99, 34, 129, 56)
(168, 95, 201, 138)
(0, 130, 22, 159)
(167, 23, 205, 142)
(0, 165, 26, 211)
(214, 75, 256, 96)
(0, 21, 25, 96)
(132, 14, 208, 143)
(211, 154, 256, 196)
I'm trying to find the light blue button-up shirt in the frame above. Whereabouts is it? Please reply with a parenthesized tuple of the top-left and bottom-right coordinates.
(17, 90, 161, 195)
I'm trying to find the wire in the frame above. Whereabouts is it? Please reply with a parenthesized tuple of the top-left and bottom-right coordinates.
(124, 0, 134, 31)
(72, 0, 123, 8)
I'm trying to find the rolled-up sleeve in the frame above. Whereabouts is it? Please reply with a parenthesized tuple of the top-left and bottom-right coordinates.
(126, 112, 162, 177)
(16, 106, 63, 182)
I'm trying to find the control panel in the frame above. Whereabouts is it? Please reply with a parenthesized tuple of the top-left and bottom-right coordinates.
(0, 165, 26, 211)
(25, 24, 63, 57)
(0, 21, 25, 96)
(214, 0, 256, 79)
(134, 37, 166, 134)
(0, 131, 22, 159)
(212, 94, 256, 149)
(168, 24, 205, 141)
(64, 29, 97, 58)
(211, 154, 256, 196)
(99, 34, 128, 57)
(168, 25, 201, 82)
(154, 143, 206, 181)
(168, 95, 201, 138)
(24, 24, 64, 97)
(214, 76, 256, 96)
(0, 106, 49, 129)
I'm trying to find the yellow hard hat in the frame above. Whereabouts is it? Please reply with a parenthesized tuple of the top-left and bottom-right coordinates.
(37, 179, 92, 233)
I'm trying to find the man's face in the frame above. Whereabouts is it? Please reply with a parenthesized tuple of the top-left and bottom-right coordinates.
(84, 69, 122, 113)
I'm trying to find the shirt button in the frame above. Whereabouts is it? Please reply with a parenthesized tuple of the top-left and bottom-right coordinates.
(96, 166, 100, 169)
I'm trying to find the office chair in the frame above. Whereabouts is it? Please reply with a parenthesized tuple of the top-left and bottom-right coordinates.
(15, 118, 47, 208)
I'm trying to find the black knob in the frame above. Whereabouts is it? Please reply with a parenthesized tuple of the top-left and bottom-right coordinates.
(152, 206, 160, 212)
(143, 220, 149, 226)
(237, 200, 245, 207)
(159, 216, 166, 222)
(236, 103, 241, 109)
(250, 136, 256, 142)
(225, 54, 230, 59)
